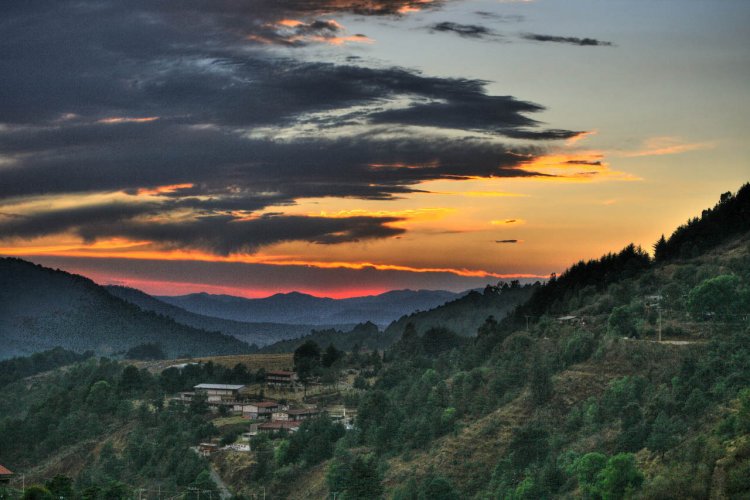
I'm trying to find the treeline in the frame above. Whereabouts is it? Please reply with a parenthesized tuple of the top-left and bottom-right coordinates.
(0, 347, 93, 387)
(260, 321, 398, 354)
(655, 182, 750, 261)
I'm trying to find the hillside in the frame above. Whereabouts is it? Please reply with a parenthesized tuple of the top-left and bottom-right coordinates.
(157, 289, 465, 326)
(106, 285, 335, 347)
(384, 282, 536, 337)
(0, 258, 252, 359)
(259, 321, 399, 354)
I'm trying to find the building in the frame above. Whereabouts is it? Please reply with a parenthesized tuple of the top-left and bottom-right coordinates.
(272, 407, 320, 421)
(242, 401, 281, 419)
(0, 464, 13, 484)
(266, 370, 297, 387)
(197, 442, 219, 456)
(252, 421, 301, 434)
(194, 383, 245, 402)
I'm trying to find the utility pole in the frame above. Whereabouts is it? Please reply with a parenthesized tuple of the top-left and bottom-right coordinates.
(525, 315, 531, 332)
(657, 303, 662, 342)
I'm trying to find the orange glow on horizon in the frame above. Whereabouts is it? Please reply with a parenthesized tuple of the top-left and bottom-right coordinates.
(0, 244, 549, 280)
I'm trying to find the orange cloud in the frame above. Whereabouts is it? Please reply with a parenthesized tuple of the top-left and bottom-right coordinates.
(98, 117, 159, 124)
(516, 151, 640, 182)
(622, 137, 715, 157)
(135, 183, 194, 196)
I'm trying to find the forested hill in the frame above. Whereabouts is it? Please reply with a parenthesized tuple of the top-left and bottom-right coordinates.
(384, 282, 536, 337)
(106, 285, 333, 347)
(0, 258, 252, 359)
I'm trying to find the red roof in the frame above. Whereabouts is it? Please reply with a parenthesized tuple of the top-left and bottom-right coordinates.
(0, 464, 13, 475)
(267, 370, 295, 376)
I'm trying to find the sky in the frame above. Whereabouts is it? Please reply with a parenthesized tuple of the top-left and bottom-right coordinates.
(1, 0, 748, 298)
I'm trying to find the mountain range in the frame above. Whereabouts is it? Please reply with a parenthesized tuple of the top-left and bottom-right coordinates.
(156, 289, 467, 326)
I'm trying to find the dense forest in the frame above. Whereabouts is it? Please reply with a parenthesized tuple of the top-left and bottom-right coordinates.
(1, 184, 750, 499)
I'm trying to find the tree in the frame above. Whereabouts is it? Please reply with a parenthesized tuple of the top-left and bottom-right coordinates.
(419, 474, 459, 500)
(530, 352, 553, 405)
(596, 453, 644, 500)
(647, 412, 676, 458)
(45, 475, 73, 500)
(125, 342, 166, 360)
(653, 234, 668, 262)
(86, 380, 116, 414)
(346, 454, 383, 499)
(573, 452, 607, 497)
(22, 487, 52, 500)
(322, 343, 343, 368)
(294, 340, 321, 389)
(687, 275, 742, 320)
(608, 306, 638, 338)
(186, 470, 218, 500)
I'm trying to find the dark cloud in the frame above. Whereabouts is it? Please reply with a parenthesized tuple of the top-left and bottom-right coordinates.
(474, 12, 524, 23)
(0, 204, 405, 254)
(428, 22, 499, 39)
(565, 160, 603, 166)
(521, 34, 614, 46)
(495, 239, 519, 244)
(0, 0, 583, 253)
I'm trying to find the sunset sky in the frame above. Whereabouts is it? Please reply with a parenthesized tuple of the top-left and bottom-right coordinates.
(1, 0, 748, 298)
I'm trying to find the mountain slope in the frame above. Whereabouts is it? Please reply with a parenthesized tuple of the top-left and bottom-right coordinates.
(106, 285, 335, 347)
(157, 289, 465, 326)
(384, 283, 536, 337)
(0, 258, 251, 359)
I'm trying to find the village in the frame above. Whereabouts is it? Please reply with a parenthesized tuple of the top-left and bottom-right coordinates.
(173, 367, 358, 458)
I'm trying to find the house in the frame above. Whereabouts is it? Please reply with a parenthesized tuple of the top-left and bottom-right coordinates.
(197, 442, 219, 456)
(266, 370, 297, 387)
(272, 407, 320, 421)
(0, 464, 13, 484)
(242, 401, 281, 419)
(556, 315, 582, 325)
(194, 383, 245, 402)
(252, 421, 301, 433)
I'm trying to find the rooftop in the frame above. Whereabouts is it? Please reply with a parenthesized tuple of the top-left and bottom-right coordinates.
(254, 401, 280, 408)
(287, 408, 320, 415)
(0, 464, 13, 475)
(267, 370, 295, 376)
(194, 383, 245, 390)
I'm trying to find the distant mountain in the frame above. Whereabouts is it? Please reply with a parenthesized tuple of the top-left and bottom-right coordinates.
(384, 283, 536, 337)
(156, 289, 466, 326)
(0, 258, 252, 360)
(106, 285, 345, 347)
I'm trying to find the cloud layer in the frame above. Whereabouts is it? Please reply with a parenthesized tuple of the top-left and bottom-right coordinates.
(0, 0, 584, 255)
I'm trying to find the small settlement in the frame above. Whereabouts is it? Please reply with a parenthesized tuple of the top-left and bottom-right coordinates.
(178, 377, 355, 456)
